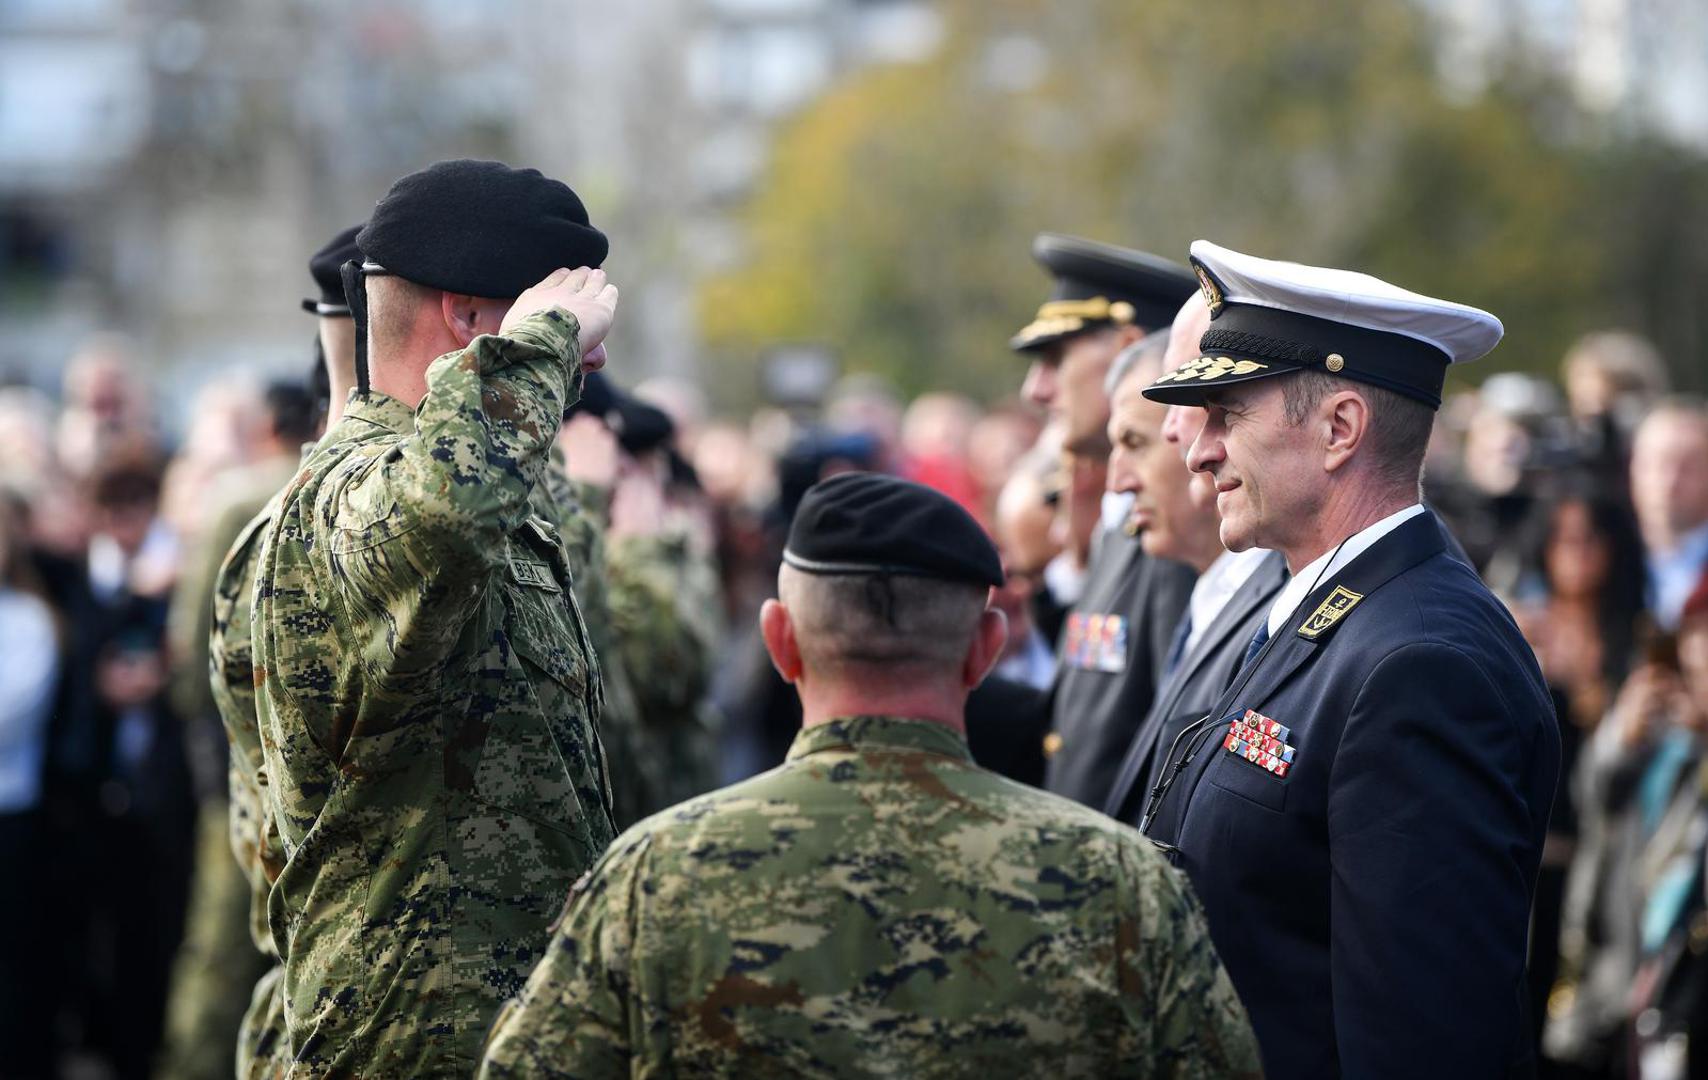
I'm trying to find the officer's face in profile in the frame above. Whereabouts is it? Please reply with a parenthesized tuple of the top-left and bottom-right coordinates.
(1108, 378, 1214, 565)
(1023, 327, 1134, 458)
(1161, 404, 1217, 510)
(1188, 380, 1315, 553)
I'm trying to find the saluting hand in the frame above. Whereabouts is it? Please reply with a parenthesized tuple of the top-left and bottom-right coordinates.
(503, 266, 619, 372)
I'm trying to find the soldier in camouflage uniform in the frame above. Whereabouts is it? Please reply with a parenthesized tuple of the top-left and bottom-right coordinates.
(207, 225, 365, 1079)
(480, 472, 1260, 1079)
(250, 161, 620, 1077)
(157, 383, 315, 1080)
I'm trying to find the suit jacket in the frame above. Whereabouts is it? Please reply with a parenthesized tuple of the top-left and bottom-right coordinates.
(963, 675, 1050, 788)
(1103, 550, 1288, 825)
(1143, 511, 1559, 1080)
(1042, 530, 1195, 808)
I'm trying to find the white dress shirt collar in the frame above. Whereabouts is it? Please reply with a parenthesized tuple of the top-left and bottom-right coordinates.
(1266, 503, 1427, 637)
(1186, 547, 1270, 653)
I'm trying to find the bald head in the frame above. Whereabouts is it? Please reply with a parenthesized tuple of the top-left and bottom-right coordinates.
(1162, 292, 1213, 375)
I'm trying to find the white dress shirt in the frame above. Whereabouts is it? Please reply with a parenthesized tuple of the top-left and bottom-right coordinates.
(1186, 547, 1271, 653)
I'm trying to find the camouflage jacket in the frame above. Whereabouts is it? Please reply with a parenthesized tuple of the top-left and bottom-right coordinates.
(478, 715, 1262, 1079)
(605, 530, 719, 816)
(210, 471, 302, 963)
(251, 310, 618, 1078)
(210, 486, 295, 1080)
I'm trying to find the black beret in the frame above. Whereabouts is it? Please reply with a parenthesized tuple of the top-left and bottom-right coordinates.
(610, 396, 675, 456)
(1010, 233, 1197, 353)
(785, 472, 1003, 588)
(302, 225, 363, 315)
(357, 159, 608, 299)
(565, 370, 617, 420)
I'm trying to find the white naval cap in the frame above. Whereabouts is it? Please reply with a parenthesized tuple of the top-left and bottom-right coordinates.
(1143, 240, 1504, 410)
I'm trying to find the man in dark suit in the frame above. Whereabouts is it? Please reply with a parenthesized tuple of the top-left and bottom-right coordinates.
(1140, 241, 1560, 1079)
(1100, 296, 1287, 827)
(1002, 233, 1198, 807)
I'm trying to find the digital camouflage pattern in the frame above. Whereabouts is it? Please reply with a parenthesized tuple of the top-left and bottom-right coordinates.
(542, 474, 653, 830)
(210, 479, 307, 1078)
(605, 530, 719, 816)
(251, 309, 617, 1077)
(479, 715, 1262, 1079)
(159, 457, 299, 1080)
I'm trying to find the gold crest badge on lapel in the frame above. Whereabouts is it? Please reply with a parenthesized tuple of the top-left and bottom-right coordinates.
(1297, 585, 1364, 639)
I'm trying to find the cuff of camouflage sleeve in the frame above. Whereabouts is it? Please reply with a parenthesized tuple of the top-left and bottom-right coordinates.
(504, 307, 583, 364)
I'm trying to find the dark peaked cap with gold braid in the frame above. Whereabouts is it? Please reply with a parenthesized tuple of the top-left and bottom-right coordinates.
(1009, 233, 1198, 353)
(1143, 240, 1504, 410)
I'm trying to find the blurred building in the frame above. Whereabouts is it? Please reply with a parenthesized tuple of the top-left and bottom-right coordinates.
(0, 0, 940, 426)
(1436, 0, 1708, 148)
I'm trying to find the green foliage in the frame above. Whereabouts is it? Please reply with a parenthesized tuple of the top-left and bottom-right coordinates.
(700, 0, 1708, 407)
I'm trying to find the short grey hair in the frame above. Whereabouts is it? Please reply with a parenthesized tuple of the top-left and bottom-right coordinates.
(1280, 370, 1433, 492)
(778, 565, 988, 675)
(1104, 330, 1170, 397)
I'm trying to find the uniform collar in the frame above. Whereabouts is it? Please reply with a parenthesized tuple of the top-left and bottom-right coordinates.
(339, 390, 416, 437)
(786, 716, 973, 764)
(1266, 503, 1425, 637)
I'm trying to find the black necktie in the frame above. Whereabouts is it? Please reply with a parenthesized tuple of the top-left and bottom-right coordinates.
(1239, 619, 1271, 673)
(1162, 612, 1193, 678)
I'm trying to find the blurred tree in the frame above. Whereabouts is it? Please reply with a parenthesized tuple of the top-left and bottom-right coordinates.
(700, 0, 1708, 404)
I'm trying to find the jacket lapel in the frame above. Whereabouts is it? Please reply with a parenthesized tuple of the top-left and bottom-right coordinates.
(1143, 512, 1452, 843)
(1103, 551, 1287, 819)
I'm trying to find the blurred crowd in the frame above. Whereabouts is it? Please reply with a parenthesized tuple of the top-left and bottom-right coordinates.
(0, 320, 1704, 1078)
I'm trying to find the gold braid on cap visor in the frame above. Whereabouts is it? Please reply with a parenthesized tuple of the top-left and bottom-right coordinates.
(1013, 297, 1137, 344)
(1150, 355, 1271, 384)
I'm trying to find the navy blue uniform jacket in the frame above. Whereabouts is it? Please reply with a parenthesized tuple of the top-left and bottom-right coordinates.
(1144, 510, 1559, 1079)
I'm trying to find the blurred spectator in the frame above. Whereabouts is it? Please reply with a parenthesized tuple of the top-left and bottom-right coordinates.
(158, 376, 266, 545)
(967, 400, 1044, 517)
(1432, 374, 1569, 591)
(899, 391, 981, 515)
(55, 336, 155, 481)
(1516, 489, 1648, 1066)
(991, 462, 1061, 690)
(0, 490, 61, 1080)
(694, 421, 775, 626)
(39, 439, 194, 1080)
(1630, 401, 1708, 629)
(995, 446, 1069, 652)
(825, 372, 904, 472)
(1526, 491, 1650, 730)
(1548, 581, 1708, 1079)
(1563, 330, 1670, 484)
(634, 374, 708, 454)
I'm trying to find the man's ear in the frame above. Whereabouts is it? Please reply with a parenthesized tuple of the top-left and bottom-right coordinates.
(441, 292, 482, 348)
(1323, 390, 1371, 474)
(962, 607, 1009, 690)
(760, 599, 804, 685)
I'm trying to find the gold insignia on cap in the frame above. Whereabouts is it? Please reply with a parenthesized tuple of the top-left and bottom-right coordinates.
(1325, 353, 1345, 373)
(1043, 731, 1064, 758)
(1297, 585, 1364, 639)
(1151, 355, 1269, 385)
(1194, 264, 1225, 315)
(1013, 296, 1135, 348)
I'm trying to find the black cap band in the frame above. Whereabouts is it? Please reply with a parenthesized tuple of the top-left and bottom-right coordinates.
(1146, 301, 1451, 408)
(341, 259, 369, 400)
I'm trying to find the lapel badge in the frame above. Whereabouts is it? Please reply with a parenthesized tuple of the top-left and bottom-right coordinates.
(1297, 585, 1364, 640)
(1223, 709, 1295, 778)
